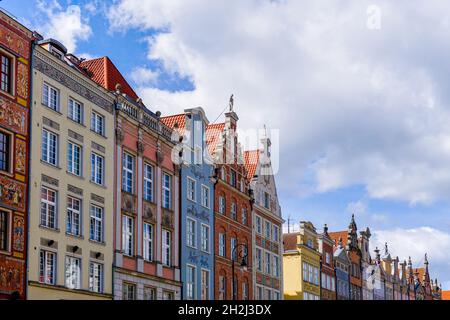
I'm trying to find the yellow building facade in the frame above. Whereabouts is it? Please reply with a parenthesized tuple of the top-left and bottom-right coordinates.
(283, 221, 321, 300)
(27, 40, 115, 299)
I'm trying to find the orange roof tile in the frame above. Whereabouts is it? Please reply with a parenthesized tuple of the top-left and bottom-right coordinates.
(206, 123, 225, 157)
(329, 231, 348, 248)
(80, 57, 139, 100)
(244, 150, 259, 180)
(442, 290, 450, 300)
(161, 114, 186, 137)
(283, 233, 300, 251)
(415, 267, 425, 282)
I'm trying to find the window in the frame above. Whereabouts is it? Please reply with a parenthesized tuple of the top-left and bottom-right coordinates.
(41, 187, 57, 229)
(219, 276, 226, 300)
(0, 210, 9, 251)
(256, 216, 262, 234)
(0, 131, 10, 172)
(90, 205, 103, 242)
(274, 291, 280, 300)
(91, 153, 104, 185)
(219, 233, 226, 257)
(163, 291, 174, 300)
(66, 197, 81, 236)
(231, 237, 237, 261)
(123, 283, 136, 300)
(307, 238, 313, 248)
(201, 224, 210, 252)
(162, 173, 171, 209)
(230, 170, 236, 187)
(265, 289, 272, 300)
(326, 252, 331, 265)
(89, 262, 103, 293)
(256, 248, 262, 271)
(122, 152, 134, 193)
(68, 98, 83, 124)
(256, 286, 263, 300)
(42, 129, 58, 166)
(122, 215, 134, 256)
(187, 177, 196, 202)
(143, 223, 154, 261)
(201, 185, 210, 208)
(42, 83, 59, 111)
(265, 252, 271, 274)
(265, 221, 271, 239)
(241, 208, 247, 225)
(201, 269, 210, 300)
(230, 201, 237, 220)
(242, 282, 248, 300)
(144, 287, 156, 300)
(187, 218, 197, 248)
(218, 195, 225, 214)
(264, 192, 270, 209)
(67, 142, 82, 176)
(162, 229, 171, 266)
(39, 250, 56, 285)
(91, 111, 105, 136)
(144, 163, 154, 201)
(0, 54, 11, 94)
(303, 263, 308, 282)
(273, 255, 279, 277)
(65, 256, 81, 289)
(186, 265, 196, 300)
(272, 225, 279, 242)
(220, 167, 226, 181)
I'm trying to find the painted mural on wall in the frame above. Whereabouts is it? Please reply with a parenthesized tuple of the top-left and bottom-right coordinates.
(0, 255, 24, 295)
(13, 215, 25, 252)
(15, 138, 26, 175)
(0, 24, 29, 59)
(0, 175, 26, 212)
(0, 97, 28, 136)
(16, 62, 29, 101)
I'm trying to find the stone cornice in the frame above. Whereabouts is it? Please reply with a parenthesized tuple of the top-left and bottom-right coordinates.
(33, 47, 115, 113)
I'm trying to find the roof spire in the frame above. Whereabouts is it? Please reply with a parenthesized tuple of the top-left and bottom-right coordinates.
(229, 94, 234, 112)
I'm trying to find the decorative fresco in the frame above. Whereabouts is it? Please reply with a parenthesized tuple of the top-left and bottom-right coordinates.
(0, 97, 28, 136)
(13, 215, 25, 252)
(15, 138, 26, 175)
(0, 24, 29, 59)
(16, 62, 29, 101)
(0, 175, 26, 212)
(0, 255, 24, 296)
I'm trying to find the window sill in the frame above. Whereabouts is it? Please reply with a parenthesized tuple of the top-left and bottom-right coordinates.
(67, 117, 86, 128)
(89, 239, 106, 246)
(66, 171, 84, 180)
(40, 160, 61, 170)
(39, 225, 60, 233)
(66, 232, 84, 240)
(90, 129, 107, 139)
(41, 103, 62, 115)
(90, 180, 107, 189)
(0, 169, 13, 177)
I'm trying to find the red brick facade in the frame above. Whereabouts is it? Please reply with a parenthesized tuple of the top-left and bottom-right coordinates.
(0, 11, 33, 300)
(319, 227, 336, 300)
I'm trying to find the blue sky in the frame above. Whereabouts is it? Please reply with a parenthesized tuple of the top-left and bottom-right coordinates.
(2, 0, 449, 289)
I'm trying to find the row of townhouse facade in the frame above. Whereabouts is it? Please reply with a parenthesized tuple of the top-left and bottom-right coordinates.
(0, 11, 284, 300)
(283, 215, 443, 300)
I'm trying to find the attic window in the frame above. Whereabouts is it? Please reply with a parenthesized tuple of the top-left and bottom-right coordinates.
(50, 46, 64, 60)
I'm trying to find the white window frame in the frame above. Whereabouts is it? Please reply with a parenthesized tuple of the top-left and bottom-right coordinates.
(42, 83, 59, 111)
(40, 186, 57, 229)
(122, 152, 134, 193)
(265, 220, 271, 240)
(39, 249, 56, 285)
(162, 173, 172, 209)
(41, 129, 58, 166)
(144, 163, 154, 202)
(201, 185, 210, 208)
(66, 196, 81, 236)
(91, 152, 104, 185)
(241, 207, 247, 225)
(144, 286, 157, 300)
(90, 205, 103, 242)
(65, 255, 81, 289)
(201, 269, 210, 300)
(231, 237, 237, 261)
(219, 275, 226, 300)
(272, 225, 279, 242)
(122, 215, 134, 256)
(68, 98, 83, 124)
(162, 229, 172, 266)
(256, 216, 262, 234)
(218, 195, 225, 214)
(67, 141, 82, 176)
(218, 233, 225, 257)
(143, 223, 154, 261)
(91, 111, 105, 136)
(201, 223, 210, 253)
(187, 177, 196, 202)
(187, 218, 197, 248)
(123, 282, 136, 300)
(89, 262, 103, 293)
(265, 252, 271, 275)
(186, 264, 196, 300)
(230, 201, 237, 220)
(256, 248, 262, 272)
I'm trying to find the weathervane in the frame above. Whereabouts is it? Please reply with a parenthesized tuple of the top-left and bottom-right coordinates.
(229, 94, 234, 112)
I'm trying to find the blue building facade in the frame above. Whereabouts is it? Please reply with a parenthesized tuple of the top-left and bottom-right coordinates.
(163, 108, 215, 300)
(334, 241, 351, 300)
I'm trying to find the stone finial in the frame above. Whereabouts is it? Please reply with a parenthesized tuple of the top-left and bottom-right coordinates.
(115, 83, 122, 94)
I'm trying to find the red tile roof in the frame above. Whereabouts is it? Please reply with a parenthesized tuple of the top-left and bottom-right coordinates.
(80, 57, 139, 100)
(206, 123, 225, 157)
(161, 114, 186, 136)
(283, 233, 300, 251)
(329, 231, 348, 248)
(442, 290, 450, 300)
(244, 150, 259, 180)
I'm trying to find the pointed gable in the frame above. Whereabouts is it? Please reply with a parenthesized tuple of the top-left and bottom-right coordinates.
(244, 150, 259, 180)
(80, 57, 139, 100)
(205, 123, 225, 157)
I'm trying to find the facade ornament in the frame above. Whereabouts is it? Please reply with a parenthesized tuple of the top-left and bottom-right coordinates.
(229, 94, 234, 112)
(137, 129, 145, 155)
(156, 140, 164, 165)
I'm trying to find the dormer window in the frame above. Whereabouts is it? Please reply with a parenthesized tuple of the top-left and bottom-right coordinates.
(50, 46, 64, 60)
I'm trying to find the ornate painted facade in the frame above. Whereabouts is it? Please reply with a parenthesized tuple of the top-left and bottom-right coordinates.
(245, 132, 283, 300)
(318, 225, 336, 300)
(161, 108, 215, 300)
(208, 109, 253, 300)
(0, 10, 33, 300)
(81, 57, 182, 300)
(283, 222, 321, 300)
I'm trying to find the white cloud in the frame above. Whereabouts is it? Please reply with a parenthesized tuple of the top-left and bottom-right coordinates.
(106, 0, 450, 207)
(372, 227, 450, 287)
(347, 201, 367, 216)
(130, 67, 159, 86)
(35, 0, 92, 53)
